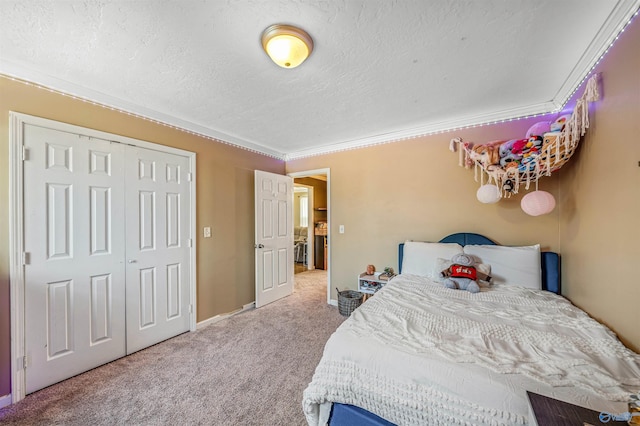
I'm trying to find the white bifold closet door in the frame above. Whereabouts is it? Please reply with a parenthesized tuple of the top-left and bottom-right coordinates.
(23, 124, 190, 394)
(124, 146, 191, 354)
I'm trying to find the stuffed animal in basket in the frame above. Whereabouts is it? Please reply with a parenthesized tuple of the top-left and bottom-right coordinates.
(440, 253, 486, 293)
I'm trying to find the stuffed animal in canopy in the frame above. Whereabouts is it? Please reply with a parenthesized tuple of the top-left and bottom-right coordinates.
(518, 135, 545, 171)
(526, 121, 551, 139)
(510, 139, 529, 155)
(470, 140, 503, 167)
(523, 135, 544, 157)
(550, 114, 571, 132)
(499, 139, 527, 167)
(440, 253, 484, 293)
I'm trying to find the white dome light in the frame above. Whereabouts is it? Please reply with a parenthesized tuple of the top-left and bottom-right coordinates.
(261, 24, 314, 69)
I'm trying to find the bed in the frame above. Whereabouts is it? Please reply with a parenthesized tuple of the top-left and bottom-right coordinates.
(302, 233, 640, 425)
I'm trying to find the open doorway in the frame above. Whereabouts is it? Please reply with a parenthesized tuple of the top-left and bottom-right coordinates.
(288, 169, 331, 305)
(293, 184, 313, 274)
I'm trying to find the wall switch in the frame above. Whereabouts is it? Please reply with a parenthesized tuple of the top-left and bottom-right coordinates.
(204, 226, 211, 238)
(339, 225, 345, 234)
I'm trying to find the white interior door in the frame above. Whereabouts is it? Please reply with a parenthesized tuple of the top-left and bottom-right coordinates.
(23, 125, 127, 393)
(255, 170, 294, 308)
(125, 146, 191, 354)
(21, 119, 193, 394)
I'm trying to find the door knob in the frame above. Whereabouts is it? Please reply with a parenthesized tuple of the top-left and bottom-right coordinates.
(255, 244, 264, 249)
(128, 259, 138, 263)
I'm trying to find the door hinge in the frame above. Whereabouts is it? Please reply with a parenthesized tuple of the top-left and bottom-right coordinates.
(22, 252, 30, 265)
(189, 304, 193, 314)
(187, 172, 193, 182)
(188, 239, 193, 248)
(18, 355, 29, 370)
(22, 146, 29, 161)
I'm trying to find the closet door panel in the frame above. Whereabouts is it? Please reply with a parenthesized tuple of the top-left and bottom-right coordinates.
(125, 146, 191, 354)
(23, 126, 126, 393)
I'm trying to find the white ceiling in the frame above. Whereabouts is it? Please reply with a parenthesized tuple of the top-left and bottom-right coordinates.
(1, 1, 638, 160)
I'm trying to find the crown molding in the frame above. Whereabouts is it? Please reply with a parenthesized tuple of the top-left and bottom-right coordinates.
(287, 0, 640, 161)
(2, 0, 637, 163)
(284, 100, 559, 160)
(0, 61, 286, 160)
(552, 0, 640, 107)
(0, 61, 569, 162)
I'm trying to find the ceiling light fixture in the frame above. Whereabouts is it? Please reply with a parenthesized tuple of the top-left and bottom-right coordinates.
(261, 24, 313, 69)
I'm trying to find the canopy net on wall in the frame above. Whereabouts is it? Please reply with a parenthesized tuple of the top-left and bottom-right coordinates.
(449, 74, 600, 198)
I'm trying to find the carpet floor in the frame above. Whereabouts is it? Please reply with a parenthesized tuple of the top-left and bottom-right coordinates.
(0, 270, 344, 425)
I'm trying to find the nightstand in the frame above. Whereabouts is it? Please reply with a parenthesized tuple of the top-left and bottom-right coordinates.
(358, 272, 385, 295)
(527, 391, 627, 425)
(358, 272, 395, 299)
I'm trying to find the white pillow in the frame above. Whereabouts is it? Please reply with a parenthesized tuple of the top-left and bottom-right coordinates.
(434, 257, 492, 286)
(401, 241, 463, 278)
(462, 244, 541, 290)
(434, 257, 454, 281)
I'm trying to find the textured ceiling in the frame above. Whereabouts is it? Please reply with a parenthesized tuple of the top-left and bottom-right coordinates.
(1, 1, 638, 159)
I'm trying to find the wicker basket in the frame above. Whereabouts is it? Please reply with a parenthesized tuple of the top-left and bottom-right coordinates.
(337, 288, 363, 317)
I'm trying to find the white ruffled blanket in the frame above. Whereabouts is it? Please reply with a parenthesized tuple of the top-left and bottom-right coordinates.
(303, 275, 640, 425)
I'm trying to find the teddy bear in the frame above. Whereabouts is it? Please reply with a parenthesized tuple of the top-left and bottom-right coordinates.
(470, 140, 503, 167)
(440, 253, 486, 293)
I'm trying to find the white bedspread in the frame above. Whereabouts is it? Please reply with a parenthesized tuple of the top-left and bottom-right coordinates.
(303, 275, 640, 425)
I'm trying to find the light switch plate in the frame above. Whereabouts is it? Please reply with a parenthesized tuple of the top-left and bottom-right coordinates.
(204, 226, 211, 238)
(339, 225, 345, 234)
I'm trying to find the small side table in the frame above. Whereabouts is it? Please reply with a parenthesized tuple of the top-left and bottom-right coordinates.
(358, 272, 396, 300)
(527, 391, 627, 425)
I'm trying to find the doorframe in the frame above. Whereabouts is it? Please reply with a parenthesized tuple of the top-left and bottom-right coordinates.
(8, 112, 198, 403)
(287, 169, 333, 306)
(293, 183, 314, 271)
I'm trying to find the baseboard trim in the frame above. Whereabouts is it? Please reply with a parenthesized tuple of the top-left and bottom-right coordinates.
(0, 394, 12, 409)
(329, 299, 338, 306)
(196, 302, 255, 329)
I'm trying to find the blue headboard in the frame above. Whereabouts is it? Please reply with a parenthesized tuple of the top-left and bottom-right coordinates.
(398, 232, 561, 294)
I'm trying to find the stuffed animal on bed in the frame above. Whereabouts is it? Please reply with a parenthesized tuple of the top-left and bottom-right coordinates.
(440, 253, 484, 293)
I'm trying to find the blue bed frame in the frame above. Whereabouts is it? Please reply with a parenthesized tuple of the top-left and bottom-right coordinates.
(328, 232, 561, 426)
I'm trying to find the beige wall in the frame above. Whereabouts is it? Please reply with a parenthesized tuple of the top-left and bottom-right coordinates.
(295, 177, 327, 207)
(286, 117, 561, 299)
(286, 15, 640, 354)
(294, 177, 327, 225)
(558, 14, 640, 352)
(0, 77, 284, 395)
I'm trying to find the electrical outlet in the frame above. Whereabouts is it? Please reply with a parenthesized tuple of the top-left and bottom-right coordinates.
(204, 227, 211, 238)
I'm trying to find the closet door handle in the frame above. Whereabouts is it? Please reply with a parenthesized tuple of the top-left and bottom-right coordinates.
(255, 244, 264, 249)
(128, 259, 138, 263)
